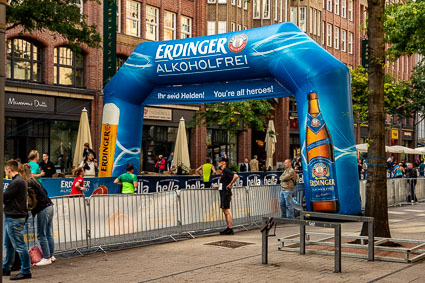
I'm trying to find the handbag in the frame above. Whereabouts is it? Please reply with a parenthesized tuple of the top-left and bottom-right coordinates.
(29, 216, 44, 266)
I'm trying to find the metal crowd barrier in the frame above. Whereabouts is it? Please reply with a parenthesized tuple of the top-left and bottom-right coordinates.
(44, 186, 281, 254)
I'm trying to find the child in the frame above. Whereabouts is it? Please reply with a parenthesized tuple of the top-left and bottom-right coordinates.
(70, 167, 86, 195)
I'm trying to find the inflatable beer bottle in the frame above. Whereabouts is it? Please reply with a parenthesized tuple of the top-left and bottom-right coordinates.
(306, 92, 338, 212)
(99, 103, 120, 177)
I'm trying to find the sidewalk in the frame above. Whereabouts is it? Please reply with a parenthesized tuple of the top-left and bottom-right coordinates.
(6, 203, 425, 283)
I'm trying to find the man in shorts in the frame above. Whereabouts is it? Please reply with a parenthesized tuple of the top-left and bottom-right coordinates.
(114, 164, 138, 194)
(217, 157, 239, 235)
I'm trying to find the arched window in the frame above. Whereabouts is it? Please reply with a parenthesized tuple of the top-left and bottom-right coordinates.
(116, 55, 128, 71)
(6, 38, 42, 82)
(54, 46, 84, 87)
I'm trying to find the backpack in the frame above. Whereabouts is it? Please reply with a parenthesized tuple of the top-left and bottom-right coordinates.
(27, 185, 38, 211)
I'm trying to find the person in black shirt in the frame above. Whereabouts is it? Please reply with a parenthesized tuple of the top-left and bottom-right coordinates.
(39, 153, 56, 177)
(2, 160, 32, 280)
(83, 142, 96, 161)
(217, 157, 239, 235)
(239, 158, 250, 172)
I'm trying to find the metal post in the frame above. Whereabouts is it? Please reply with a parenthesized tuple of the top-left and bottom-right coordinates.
(300, 223, 306, 255)
(368, 219, 374, 261)
(261, 218, 269, 264)
(0, 1, 6, 282)
(334, 224, 341, 273)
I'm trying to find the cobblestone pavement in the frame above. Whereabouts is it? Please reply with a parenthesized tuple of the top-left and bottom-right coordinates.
(5, 203, 425, 283)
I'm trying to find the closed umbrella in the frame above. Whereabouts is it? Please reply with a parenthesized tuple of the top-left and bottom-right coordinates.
(73, 108, 92, 168)
(171, 117, 191, 174)
(265, 120, 277, 170)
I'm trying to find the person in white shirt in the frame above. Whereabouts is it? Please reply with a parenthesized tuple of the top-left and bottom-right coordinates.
(239, 158, 251, 172)
(79, 153, 98, 177)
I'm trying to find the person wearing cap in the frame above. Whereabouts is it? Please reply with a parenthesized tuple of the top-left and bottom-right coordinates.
(216, 157, 239, 235)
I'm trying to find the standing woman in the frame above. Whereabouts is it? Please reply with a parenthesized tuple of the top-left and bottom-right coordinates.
(70, 167, 86, 196)
(21, 163, 55, 266)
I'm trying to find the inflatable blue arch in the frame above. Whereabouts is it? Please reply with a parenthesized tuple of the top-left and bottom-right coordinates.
(100, 23, 361, 215)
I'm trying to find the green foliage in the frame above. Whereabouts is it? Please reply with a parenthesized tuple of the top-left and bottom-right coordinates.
(351, 66, 414, 121)
(408, 59, 425, 115)
(189, 100, 274, 136)
(384, 0, 425, 59)
(7, 0, 101, 49)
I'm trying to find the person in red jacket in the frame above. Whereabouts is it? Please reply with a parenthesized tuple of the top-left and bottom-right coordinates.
(70, 167, 86, 196)
(155, 155, 166, 174)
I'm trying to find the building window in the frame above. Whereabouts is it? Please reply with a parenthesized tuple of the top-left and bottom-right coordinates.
(75, 0, 83, 15)
(218, 0, 227, 3)
(218, 21, 227, 34)
(310, 8, 313, 34)
(334, 26, 339, 49)
(327, 23, 332, 47)
(327, 0, 332, 12)
(237, 24, 242, 31)
(243, 25, 247, 30)
(322, 21, 325, 44)
(117, 0, 121, 33)
(116, 55, 128, 71)
(275, 0, 278, 21)
(238, 0, 242, 7)
(231, 22, 236, 32)
(348, 31, 353, 54)
(317, 11, 321, 36)
(232, 0, 235, 5)
(263, 0, 270, 19)
(126, 0, 140, 37)
(207, 0, 216, 3)
(207, 21, 216, 35)
(164, 11, 176, 40)
(146, 5, 159, 41)
(290, 7, 297, 25)
(6, 39, 42, 82)
(335, 0, 339, 15)
(348, 0, 353, 21)
(253, 0, 260, 19)
(342, 0, 346, 18)
(54, 46, 84, 87)
(341, 29, 347, 52)
(299, 7, 306, 32)
(313, 9, 317, 35)
(181, 16, 192, 39)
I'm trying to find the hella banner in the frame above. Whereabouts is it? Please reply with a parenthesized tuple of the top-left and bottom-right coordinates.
(101, 23, 361, 215)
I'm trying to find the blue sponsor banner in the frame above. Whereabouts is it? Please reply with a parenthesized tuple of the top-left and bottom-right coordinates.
(3, 172, 303, 197)
(3, 177, 121, 197)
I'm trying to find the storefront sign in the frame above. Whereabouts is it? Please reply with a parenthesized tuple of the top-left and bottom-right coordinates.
(392, 129, 399, 140)
(5, 93, 54, 112)
(402, 130, 413, 140)
(144, 107, 172, 121)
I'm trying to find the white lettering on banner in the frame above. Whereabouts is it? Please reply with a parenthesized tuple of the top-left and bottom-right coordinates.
(234, 178, 243, 187)
(156, 181, 179, 192)
(59, 180, 91, 193)
(156, 38, 228, 60)
(247, 176, 261, 186)
(137, 181, 150, 194)
(185, 180, 205, 190)
(264, 175, 278, 185)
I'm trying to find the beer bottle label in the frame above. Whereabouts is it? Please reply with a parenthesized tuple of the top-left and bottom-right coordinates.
(308, 157, 338, 202)
(307, 113, 325, 134)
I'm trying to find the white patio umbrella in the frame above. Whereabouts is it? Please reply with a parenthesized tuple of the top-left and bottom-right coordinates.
(73, 108, 92, 168)
(387, 145, 421, 155)
(415, 147, 425, 154)
(265, 120, 277, 169)
(171, 117, 191, 174)
(355, 143, 368, 153)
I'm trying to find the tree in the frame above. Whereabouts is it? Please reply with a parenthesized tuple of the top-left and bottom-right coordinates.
(6, 0, 101, 49)
(384, 0, 425, 59)
(351, 66, 414, 122)
(189, 100, 274, 136)
(361, 0, 391, 238)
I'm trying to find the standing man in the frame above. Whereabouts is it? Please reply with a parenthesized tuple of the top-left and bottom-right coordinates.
(28, 150, 44, 183)
(217, 157, 239, 235)
(249, 155, 259, 172)
(196, 157, 216, 188)
(279, 159, 297, 219)
(114, 164, 138, 194)
(3, 160, 32, 280)
(406, 163, 418, 203)
(39, 153, 56, 177)
(167, 152, 174, 171)
(239, 158, 250, 172)
(83, 142, 96, 161)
